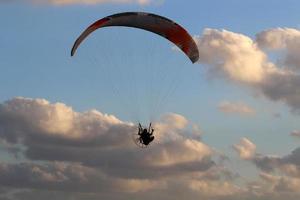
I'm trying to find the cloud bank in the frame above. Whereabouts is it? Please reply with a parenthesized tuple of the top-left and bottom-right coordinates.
(1, 97, 300, 199)
(233, 138, 300, 196)
(0, 97, 238, 200)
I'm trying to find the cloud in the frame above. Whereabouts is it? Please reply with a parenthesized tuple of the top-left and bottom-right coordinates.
(0, 98, 216, 180)
(233, 141, 298, 175)
(272, 112, 282, 118)
(218, 101, 255, 116)
(256, 28, 300, 71)
(233, 139, 295, 173)
(2, 97, 300, 199)
(259, 172, 300, 193)
(0, 162, 105, 193)
(232, 138, 300, 196)
(252, 147, 300, 174)
(0, 97, 236, 199)
(28, 0, 161, 5)
(195, 28, 300, 113)
(195, 29, 274, 84)
(0, 161, 167, 194)
(233, 138, 256, 160)
(291, 130, 300, 137)
(258, 71, 300, 114)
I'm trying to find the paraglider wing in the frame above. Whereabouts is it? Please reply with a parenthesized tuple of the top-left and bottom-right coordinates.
(71, 12, 199, 63)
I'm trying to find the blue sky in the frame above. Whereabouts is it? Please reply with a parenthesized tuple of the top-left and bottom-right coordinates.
(1, 0, 300, 199)
(1, 0, 298, 148)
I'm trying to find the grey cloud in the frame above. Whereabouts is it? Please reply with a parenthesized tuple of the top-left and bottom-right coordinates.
(233, 139, 300, 173)
(0, 161, 166, 195)
(253, 155, 281, 172)
(256, 28, 300, 71)
(233, 138, 300, 194)
(22, 141, 214, 179)
(232, 138, 300, 196)
(232, 138, 281, 172)
(257, 72, 300, 113)
(240, 143, 300, 181)
(281, 147, 300, 166)
(253, 147, 300, 173)
(0, 97, 134, 148)
(45, 0, 156, 6)
(0, 162, 112, 193)
(259, 172, 300, 194)
(0, 161, 241, 200)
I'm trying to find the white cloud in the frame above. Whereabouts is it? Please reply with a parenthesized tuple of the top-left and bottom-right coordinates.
(233, 138, 256, 160)
(0, 161, 152, 194)
(195, 29, 275, 84)
(218, 101, 255, 116)
(195, 28, 300, 113)
(29, 0, 160, 5)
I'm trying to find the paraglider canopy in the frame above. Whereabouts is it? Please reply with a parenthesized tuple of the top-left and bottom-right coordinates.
(71, 12, 199, 63)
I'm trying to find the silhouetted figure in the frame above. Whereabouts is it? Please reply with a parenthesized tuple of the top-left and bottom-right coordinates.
(138, 123, 154, 146)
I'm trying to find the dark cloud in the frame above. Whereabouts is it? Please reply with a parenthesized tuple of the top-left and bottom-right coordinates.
(233, 138, 300, 195)
(0, 162, 112, 193)
(258, 72, 300, 114)
(253, 155, 281, 172)
(234, 137, 300, 173)
(256, 28, 300, 71)
(250, 147, 300, 173)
